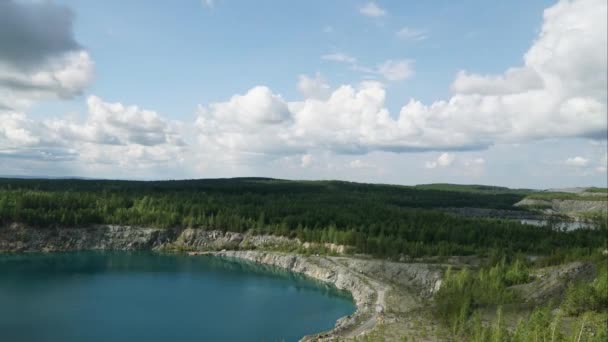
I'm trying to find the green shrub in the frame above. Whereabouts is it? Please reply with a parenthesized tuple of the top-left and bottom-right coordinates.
(434, 260, 525, 335)
(563, 260, 608, 315)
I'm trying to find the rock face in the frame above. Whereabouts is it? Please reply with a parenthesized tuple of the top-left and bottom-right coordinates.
(332, 257, 443, 298)
(515, 198, 608, 217)
(511, 261, 597, 304)
(198, 250, 443, 341)
(0, 224, 171, 252)
(0, 224, 299, 253)
(203, 250, 376, 340)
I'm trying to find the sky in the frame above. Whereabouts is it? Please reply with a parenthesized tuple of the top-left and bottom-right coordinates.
(0, 0, 606, 188)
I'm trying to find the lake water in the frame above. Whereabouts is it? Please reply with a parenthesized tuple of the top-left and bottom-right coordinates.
(0, 252, 355, 342)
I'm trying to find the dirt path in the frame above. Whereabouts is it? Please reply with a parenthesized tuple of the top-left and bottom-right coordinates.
(346, 278, 388, 338)
(324, 257, 390, 338)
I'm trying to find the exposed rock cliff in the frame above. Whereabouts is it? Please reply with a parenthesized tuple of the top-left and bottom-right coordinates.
(197, 250, 443, 341)
(511, 261, 597, 304)
(0, 224, 299, 252)
(515, 198, 607, 217)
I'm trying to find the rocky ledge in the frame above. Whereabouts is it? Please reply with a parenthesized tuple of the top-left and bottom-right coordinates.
(193, 250, 443, 341)
(0, 224, 301, 252)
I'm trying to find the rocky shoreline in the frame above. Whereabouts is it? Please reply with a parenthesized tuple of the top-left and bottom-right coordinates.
(192, 250, 377, 341)
(189, 250, 444, 341)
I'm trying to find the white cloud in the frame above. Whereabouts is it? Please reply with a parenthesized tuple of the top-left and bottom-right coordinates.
(451, 67, 543, 95)
(377, 59, 414, 81)
(465, 157, 486, 166)
(595, 152, 607, 173)
(321, 53, 356, 64)
(300, 154, 313, 168)
(197, 0, 608, 161)
(0, 111, 49, 148)
(0, 96, 185, 168)
(349, 159, 374, 169)
(1, 0, 606, 183)
(398, 0, 607, 144)
(359, 2, 386, 17)
(462, 157, 486, 176)
(202, 0, 215, 8)
(297, 73, 331, 100)
(59, 95, 184, 147)
(0, 50, 94, 111)
(564, 156, 589, 167)
(425, 153, 456, 169)
(323, 26, 334, 34)
(0, 1, 94, 110)
(322, 53, 415, 82)
(195, 86, 298, 156)
(396, 27, 428, 41)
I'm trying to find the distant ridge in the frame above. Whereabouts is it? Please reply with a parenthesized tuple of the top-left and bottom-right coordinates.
(0, 176, 601, 192)
(0, 175, 98, 180)
(415, 183, 535, 194)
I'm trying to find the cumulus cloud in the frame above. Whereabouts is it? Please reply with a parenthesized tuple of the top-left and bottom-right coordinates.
(321, 53, 357, 64)
(0, 0, 80, 70)
(462, 157, 486, 176)
(597, 153, 608, 173)
(300, 154, 313, 168)
(349, 159, 374, 169)
(451, 68, 543, 95)
(425, 153, 456, 169)
(465, 157, 486, 166)
(196, 0, 608, 161)
(564, 156, 589, 167)
(0, 51, 93, 101)
(377, 60, 414, 81)
(359, 2, 386, 17)
(2, 0, 606, 179)
(0, 0, 93, 110)
(297, 73, 331, 100)
(0, 96, 185, 167)
(322, 53, 414, 82)
(396, 27, 428, 41)
(55, 96, 184, 147)
(195, 86, 299, 156)
(19, 0, 604, 171)
(396, 0, 607, 145)
(0, 111, 59, 152)
(444, 0, 606, 141)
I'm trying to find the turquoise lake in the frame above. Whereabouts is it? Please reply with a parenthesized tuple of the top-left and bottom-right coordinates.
(0, 252, 355, 342)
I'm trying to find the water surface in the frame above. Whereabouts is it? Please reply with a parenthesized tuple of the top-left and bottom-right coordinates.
(0, 252, 355, 342)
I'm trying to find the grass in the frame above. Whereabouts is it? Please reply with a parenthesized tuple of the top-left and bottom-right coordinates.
(586, 187, 608, 193)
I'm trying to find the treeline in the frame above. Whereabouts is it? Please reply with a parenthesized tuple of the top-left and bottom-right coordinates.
(0, 178, 606, 258)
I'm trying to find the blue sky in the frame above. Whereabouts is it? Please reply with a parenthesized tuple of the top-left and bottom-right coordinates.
(0, 0, 606, 188)
(38, 0, 552, 115)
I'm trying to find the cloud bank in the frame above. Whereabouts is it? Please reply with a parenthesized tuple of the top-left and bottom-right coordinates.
(0, 0, 605, 182)
(198, 0, 607, 157)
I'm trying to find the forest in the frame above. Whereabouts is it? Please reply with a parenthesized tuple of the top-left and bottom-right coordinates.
(0, 178, 605, 259)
